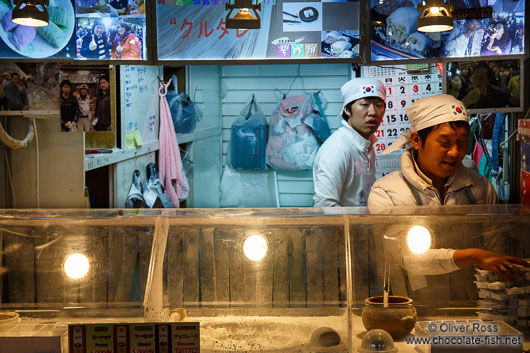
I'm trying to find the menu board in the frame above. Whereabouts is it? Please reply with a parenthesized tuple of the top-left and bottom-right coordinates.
(156, 0, 360, 60)
(0, 0, 146, 60)
(362, 64, 443, 177)
(371, 0, 525, 61)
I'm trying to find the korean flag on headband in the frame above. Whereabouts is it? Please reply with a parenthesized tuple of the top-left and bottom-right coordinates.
(363, 85, 375, 94)
(453, 105, 467, 117)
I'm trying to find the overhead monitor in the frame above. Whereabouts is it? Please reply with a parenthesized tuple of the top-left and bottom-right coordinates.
(0, 0, 146, 60)
(156, 0, 360, 61)
(370, 0, 525, 61)
(444, 56, 523, 113)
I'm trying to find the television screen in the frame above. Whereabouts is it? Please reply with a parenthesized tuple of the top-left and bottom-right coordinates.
(75, 0, 147, 60)
(0, 0, 76, 59)
(156, 0, 360, 61)
(445, 57, 523, 113)
(371, 0, 525, 61)
(0, 0, 146, 60)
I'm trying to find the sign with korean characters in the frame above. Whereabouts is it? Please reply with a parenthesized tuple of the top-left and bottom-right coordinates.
(361, 64, 443, 178)
(68, 322, 200, 353)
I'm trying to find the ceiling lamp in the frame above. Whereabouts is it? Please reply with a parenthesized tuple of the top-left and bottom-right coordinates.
(417, 0, 453, 33)
(225, 0, 261, 29)
(12, 0, 49, 27)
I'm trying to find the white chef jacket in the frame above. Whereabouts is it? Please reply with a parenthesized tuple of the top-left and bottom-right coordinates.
(313, 120, 377, 207)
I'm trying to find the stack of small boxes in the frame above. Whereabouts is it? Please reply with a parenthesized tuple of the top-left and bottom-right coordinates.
(474, 264, 530, 336)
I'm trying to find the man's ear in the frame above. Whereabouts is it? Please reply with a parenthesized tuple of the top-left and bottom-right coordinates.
(410, 131, 421, 151)
(343, 106, 351, 120)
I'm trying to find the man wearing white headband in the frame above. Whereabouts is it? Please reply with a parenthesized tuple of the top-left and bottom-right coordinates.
(313, 78, 386, 207)
(368, 94, 527, 284)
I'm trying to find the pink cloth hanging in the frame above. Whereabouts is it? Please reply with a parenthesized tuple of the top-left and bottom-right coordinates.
(472, 141, 484, 170)
(158, 79, 189, 207)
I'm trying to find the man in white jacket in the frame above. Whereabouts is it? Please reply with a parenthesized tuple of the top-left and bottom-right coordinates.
(313, 78, 386, 207)
(368, 94, 528, 285)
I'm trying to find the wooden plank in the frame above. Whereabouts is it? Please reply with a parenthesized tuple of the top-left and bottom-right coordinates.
(288, 228, 306, 307)
(213, 228, 231, 306)
(5, 230, 35, 303)
(108, 228, 138, 302)
(272, 228, 289, 307)
(229, 228, 245, 306)
(199, 227, 216, 304)
(306, 227, 324, 306)
(167, 227, 184, 307)
(35, 227, 63, 303)
(90, 228, 109, 303)
(322, 226, 340, 305)
(255, 232, 273, 307)
(337, 226, 347, 304)
(138, 227, 153, 302)
(182, 228, 200, 306)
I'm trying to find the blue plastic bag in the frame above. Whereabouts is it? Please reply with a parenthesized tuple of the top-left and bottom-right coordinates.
(166, 74, 201, 134)
(230, 94, 268, 170)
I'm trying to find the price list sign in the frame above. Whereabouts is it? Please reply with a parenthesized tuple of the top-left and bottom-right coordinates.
(362, 65, 443, 177)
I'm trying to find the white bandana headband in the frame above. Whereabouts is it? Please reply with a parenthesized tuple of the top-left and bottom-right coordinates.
(341, 78, 386, 108)
(383, 94, 468, 155)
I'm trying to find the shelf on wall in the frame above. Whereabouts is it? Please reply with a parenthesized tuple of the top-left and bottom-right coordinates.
(84, 126, 220, 171)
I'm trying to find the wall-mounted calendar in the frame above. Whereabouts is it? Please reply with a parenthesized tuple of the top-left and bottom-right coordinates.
(362, 64, 443, 178)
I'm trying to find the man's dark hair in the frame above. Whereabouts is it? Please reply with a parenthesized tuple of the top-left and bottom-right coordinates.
(99, 75, 109, 83)
(417, 121, 470, 143)
(10, 72, 19, 79)
(342, 101, 354, 120)
(60, 79, 73, 89)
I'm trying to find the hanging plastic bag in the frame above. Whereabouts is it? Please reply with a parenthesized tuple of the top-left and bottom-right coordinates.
(266, 92, 330, 170)
(166, 74, 202, 134)
(219, 166, 278, 207)
(230, 94, 268, 170)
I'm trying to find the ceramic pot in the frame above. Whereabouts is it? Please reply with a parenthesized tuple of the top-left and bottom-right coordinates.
(361, 296, 416, 340)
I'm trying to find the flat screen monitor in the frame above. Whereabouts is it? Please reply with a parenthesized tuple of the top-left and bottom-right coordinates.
(370, 0, 525, 61)
(156, 0, 360, 61)
(444, 57, 523, 113)
(0, 1, 147, 60)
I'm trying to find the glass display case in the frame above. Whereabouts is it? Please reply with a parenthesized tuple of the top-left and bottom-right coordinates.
(0, 205, 529, 352)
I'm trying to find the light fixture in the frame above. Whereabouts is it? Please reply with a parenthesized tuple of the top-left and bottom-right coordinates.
(406, 226, 432, 254)
(12, 0, 49, 27)
(225, 0, 261, 29)
(417, 0, 453, 33)
(243, 234, 268, 261)
(64, 253, 90, 279)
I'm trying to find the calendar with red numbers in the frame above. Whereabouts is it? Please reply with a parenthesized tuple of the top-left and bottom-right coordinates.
(361, 64, 443, 178)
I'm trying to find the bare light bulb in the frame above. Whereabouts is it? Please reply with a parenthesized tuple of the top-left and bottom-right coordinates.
(64, 253, 90, 279)
(243, 234, 268, 261)
(430, 6, 440, 14)
(407, 226, 432, 254)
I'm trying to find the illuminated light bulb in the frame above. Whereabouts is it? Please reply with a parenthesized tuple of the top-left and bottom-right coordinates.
(430, 6, 440, 14)
(64, 253, 90, 279)
(243, 234, 268, 261)
(407, 226, 432, 254)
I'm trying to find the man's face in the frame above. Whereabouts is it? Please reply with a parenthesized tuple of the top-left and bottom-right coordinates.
(99, 78, 109, 91)
(344, 97, 385, 139)
(412, 122, 469, 182)
(94, 25, 104, 37)
(80, 88, 88, 96)
(11, 75, 19, 84)
(62, 84, 71, 96)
